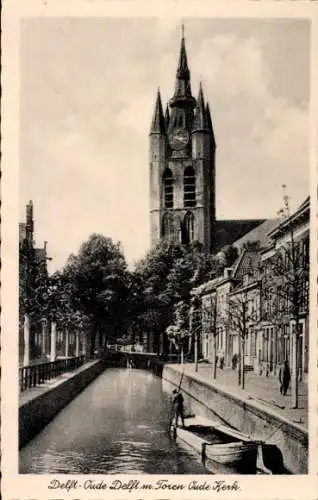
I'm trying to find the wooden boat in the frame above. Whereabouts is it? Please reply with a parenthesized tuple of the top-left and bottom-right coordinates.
(171, 416, 265, 474)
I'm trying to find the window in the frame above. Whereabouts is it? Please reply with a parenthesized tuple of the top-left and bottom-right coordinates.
(181, 211, 195, 244)
(163, 169, 173, 208)
(302, 237, 309, 267)
(184, 166, 196, 208)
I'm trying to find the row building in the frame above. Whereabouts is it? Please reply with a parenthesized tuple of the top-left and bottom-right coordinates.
(194, 197, 309, 380)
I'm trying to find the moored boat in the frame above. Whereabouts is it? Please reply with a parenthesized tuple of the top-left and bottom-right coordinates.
(171, 416, 264, 474)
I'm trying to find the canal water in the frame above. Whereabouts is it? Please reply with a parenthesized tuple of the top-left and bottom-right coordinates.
(19, 368, 210, 474)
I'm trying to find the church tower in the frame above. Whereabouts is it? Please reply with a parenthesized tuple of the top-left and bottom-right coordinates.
(149, 28, 216, 251)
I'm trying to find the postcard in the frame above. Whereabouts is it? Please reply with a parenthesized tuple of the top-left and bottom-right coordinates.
(1, 1, 317, 499)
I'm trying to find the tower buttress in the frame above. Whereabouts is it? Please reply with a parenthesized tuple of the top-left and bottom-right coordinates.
(149, 89, 167, 246)
(192, 82, 208, 160)
(165, 105, 170, 130)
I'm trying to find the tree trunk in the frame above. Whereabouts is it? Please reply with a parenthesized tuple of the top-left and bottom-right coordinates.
(194, 333, 198, 372)
(181, 343, 184, 364)
(291, 332, 299, 408)
(238, 337, 242, 387)
(212, 335, 217, 380)
(241, 338, 245, 390)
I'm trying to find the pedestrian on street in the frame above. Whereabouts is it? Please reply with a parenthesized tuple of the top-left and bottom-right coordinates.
(232, 353, 238, 370)
(170, 389, 186, 428)
(219, 350, 225, 369)
(279, 360, 291, 396)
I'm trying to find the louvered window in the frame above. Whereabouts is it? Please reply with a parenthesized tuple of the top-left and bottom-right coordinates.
(184, 166, 196, 207)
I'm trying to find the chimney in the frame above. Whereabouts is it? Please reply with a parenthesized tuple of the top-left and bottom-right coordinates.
(224, 267, 232, 279)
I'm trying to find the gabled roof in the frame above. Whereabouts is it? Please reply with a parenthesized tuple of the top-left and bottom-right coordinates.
(268, 196, 310, 240)
(214, 219, 266, 251)
(232, 218, 278, 252)
(192, 271, 233, 297)
(232, 249, 260, 280)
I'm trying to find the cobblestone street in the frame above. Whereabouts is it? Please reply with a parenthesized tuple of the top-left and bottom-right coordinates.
(178, 364, 308, 428)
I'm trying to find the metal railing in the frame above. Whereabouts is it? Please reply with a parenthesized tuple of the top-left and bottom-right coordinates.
(20, 355, 85, 392)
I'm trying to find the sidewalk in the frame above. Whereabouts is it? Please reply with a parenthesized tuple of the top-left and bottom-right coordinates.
(178, 363, 308, 429)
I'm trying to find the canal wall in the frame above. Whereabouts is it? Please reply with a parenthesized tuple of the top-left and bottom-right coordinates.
(19, 359, 106, 449)
(162, 365, 308, 474)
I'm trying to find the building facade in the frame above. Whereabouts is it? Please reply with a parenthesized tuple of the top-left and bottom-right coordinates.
(259, 197, 309, 380)
(195, 197, 309, 379)
(19, 201, 49, 363)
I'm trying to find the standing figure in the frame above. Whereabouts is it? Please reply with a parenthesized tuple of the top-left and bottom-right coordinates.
(232, 353, 238, 370)
(279, 360, 291, 395)
(170, 389, 185, 428)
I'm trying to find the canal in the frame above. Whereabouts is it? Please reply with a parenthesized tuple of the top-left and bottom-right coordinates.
(19, 367, 210, 474)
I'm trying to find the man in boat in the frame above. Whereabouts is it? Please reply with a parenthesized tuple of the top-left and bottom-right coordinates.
(171, 389, 186, 428)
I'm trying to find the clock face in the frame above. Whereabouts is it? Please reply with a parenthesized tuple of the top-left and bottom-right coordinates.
(169, 128, 189, 150)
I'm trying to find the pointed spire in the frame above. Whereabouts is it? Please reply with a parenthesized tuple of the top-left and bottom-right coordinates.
(193, 82, 207, 131)
(206, 102, 216, 148)
(150, 89, 166, 135)
(170, 27, 195, 108)
(177, 31, 190, 80)
(165, 104, 170, 128)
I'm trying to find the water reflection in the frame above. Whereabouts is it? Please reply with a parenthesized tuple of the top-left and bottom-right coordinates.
(20, 368, 209, 474)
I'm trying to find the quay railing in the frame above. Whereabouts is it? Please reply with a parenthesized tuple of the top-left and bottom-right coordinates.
(20, 355, 85, 393)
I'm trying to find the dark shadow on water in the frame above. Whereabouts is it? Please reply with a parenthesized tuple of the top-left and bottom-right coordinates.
(262, 444, 291, 474)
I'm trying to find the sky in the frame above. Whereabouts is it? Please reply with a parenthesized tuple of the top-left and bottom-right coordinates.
(20, 17, 310, 271)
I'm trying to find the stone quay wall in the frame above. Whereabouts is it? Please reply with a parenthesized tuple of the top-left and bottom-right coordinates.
(162, 364, 308, 474)
(19, 359, 106, 449)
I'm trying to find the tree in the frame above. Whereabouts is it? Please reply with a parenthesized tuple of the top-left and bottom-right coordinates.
(130, 241, 222, 356)
(130, 241, 181, 353)
(19, 237, 50, 361)
(19, 240, 49, 322)
(261, 233, 309, 408)
(203, 291, 219, 380)
(261, 189, 309, 408)
(189, 296, 202, 372)
(166, 300, 190, 363)
(227, 290, 258, 390)
(58, 234, 129, 357)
